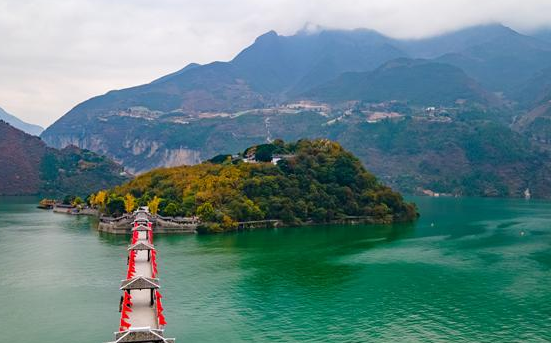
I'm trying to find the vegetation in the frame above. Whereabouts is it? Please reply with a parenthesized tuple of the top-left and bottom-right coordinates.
(124, 193, 136, 213)
(148, 196, 161, 215)
(39, 146, 129, 197)
(90, 190, 108, 210)
(99, 139, 417, 232)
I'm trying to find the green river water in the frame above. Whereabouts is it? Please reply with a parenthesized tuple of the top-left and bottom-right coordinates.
(0, 196, 549, 342)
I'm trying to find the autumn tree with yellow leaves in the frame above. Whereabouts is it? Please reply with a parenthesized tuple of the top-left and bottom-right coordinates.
(148, 196, 161, 215)
(91, 190, 108, 209)
(124, 193, 136, 213)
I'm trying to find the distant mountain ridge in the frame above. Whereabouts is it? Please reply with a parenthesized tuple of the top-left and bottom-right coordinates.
(42, 24, 551, 134)
(39, 23, 551, 197)
(435, 28, 551, 94)
(0, 107, 43, 136)
(303, 58, 500, 106)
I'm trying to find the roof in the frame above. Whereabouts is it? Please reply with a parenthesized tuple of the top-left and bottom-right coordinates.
(120, 276, 160, 290)
(132, 218, 150, 224)
(135, 212, 150, 219)
(128, 242, 155, 251)
(131, 224, 151, 231)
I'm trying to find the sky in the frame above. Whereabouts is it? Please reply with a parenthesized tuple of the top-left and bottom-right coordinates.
(1, 0, 551, 128)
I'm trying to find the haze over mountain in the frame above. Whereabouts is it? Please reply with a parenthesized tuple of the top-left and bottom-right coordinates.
(5, 0, 551, 128)
(436, 27, 551, 94)
(41, 24, 551, 197)
(41, 24, 550, 128)
(0, 107, 43, 136)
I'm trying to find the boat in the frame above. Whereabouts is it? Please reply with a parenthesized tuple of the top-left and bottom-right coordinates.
(37, 198, 56, 209)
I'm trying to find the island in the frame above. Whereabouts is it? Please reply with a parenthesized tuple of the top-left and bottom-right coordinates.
(91, 139, 418, 233)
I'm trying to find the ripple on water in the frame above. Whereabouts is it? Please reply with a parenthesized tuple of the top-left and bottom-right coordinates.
(1, 197, 551, 342)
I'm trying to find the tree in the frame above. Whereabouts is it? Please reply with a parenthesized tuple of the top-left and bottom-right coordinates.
(94, 190, 108, 209)
(88, 193, 96, 206)
(138, 193, 152, 207)
(106, 197, 125, 217)
(209, 154, 232, 164)
(162, 202, 179, 217)
(221, 215, 238, 230)
(197, 202, 216, 222)
(71, 196, 84, 208)
(181, 195, 196, 216)
(255, 144, 277, 162)
(124, 193, 136, 213)
(62, 195, 75, 205)
(148, 196, 161, 215)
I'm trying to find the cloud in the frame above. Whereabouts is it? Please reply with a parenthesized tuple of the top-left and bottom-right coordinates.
(1, 0, 551, 127)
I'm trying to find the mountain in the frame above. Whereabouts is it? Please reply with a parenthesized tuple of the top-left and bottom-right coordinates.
(435, 27, 551, 94)
(40, 24, 551, 197)
(0, 120, 128, 196)
(515, 66, 551, 107)
(0, 107, 43, 136)
(41, 28, 412, 172)
(332, 117, 551, 198)
(533, 28, 551, 43)
(41, 29, 407, 131)
(513, 102, 551, 146)
(302, 58, 500, 106)
(511, 67, 551, 145)
(42, 24, 533, 136)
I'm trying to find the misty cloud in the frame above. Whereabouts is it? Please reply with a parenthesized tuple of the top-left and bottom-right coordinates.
(1, 0, 551, 126)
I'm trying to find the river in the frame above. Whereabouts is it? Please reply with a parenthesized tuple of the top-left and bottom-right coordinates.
(0, 196, 549, 342)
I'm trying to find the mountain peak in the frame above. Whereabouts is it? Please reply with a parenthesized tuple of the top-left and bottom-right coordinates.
(255, 30, 278, 43)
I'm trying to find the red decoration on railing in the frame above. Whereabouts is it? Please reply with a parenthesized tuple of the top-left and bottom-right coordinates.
(132, 230, 139, 244)
(155, 290, 167, 326)
(158, 313, 167, 326)
(123, 301, 132, 313)
(120, 318, 131, 331)
(119, 292, 134, 331)
(126, 253, 136, 278)
(123, 292, 132, 306)
(151, 251, 158, 277)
